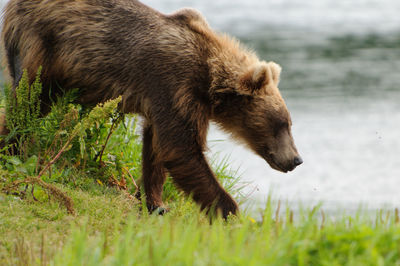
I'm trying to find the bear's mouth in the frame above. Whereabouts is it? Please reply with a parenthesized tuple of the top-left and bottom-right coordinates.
(262, 152, 293, 173)
(256, 149, 293, 173)
(267, 158, 288, 173)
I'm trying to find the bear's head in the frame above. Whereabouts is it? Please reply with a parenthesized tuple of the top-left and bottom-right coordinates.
(211, 61, 302, 173)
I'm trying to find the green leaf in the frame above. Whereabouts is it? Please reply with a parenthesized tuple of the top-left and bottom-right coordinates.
(6, 156, 22, 166)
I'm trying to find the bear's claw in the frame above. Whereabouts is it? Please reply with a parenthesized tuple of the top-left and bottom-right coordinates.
(148, 205, 169, 215)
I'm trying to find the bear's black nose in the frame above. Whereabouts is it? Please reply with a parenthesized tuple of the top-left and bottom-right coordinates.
(293, 156, 303, 167)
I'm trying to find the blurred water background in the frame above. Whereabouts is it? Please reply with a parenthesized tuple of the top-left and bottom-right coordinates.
(1, 0, 400, 213)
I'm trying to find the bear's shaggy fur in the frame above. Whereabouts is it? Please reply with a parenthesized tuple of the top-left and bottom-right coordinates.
(1, 0, 302, 218)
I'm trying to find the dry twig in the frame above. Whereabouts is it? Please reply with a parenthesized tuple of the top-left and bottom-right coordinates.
(2, 177, 75, 215)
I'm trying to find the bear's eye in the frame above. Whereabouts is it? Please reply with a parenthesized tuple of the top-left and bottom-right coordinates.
(273, 120, 289, 137)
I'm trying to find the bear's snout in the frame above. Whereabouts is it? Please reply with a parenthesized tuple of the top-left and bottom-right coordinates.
(293, 156, 303, 168)
(283, 155, 303, 172)
(282, 155, 303, 172)
(265, 151, 302, 173)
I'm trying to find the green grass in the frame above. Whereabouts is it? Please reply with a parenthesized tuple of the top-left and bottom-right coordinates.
(2, 181, 400, 265)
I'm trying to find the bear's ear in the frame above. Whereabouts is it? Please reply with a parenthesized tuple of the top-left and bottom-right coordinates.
(268, 61, 282, 85)
(238, 61, 281, 95)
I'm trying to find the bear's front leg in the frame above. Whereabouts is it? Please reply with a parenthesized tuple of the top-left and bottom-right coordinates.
(142, 122, 168, 214)
(164, 150, 238, 219)
(148, 106, 238, 218)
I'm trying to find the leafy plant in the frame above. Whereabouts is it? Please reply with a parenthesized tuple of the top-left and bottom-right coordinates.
(0, 68, 136, 213)
(5, 68, 42, 133)
(0, 68, 134, 181)
(3, 68, 42, 157)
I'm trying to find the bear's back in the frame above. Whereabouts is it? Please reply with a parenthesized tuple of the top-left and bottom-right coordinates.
(2, 0, 214, 112)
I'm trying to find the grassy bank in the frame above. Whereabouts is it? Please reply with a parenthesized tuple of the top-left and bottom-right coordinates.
(2, 181, 400, 265)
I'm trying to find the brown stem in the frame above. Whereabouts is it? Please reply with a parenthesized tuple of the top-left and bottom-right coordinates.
(31, 185, 38, 201)
(97, 115, 120, 167)
(37, 138, 73, 179)
(123, 167, 139, 192)
(2, 177, 75, 214)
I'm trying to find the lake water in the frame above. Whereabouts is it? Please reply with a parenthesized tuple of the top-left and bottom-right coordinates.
(1, 0, 400, 213)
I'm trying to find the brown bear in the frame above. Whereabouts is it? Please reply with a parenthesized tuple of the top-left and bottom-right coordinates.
(1, 0, 302, 218)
